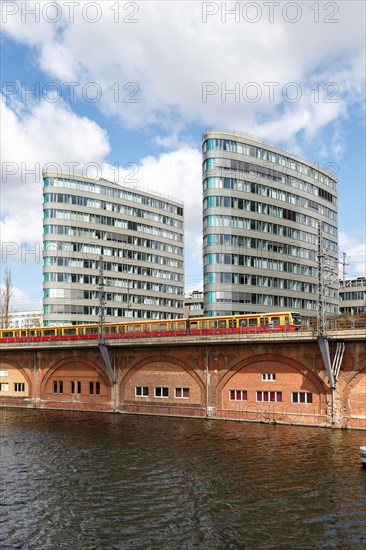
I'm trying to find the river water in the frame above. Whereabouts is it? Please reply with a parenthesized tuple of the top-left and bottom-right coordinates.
(1, 409, 366, 549)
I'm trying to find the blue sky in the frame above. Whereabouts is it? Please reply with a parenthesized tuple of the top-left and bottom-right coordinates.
(1, 0, 365, 311)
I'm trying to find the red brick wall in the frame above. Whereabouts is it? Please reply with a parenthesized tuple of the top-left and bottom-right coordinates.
(217, 358, 327, 425)
(0, 338, 365, 428)
(41, 357, 112, 406)
(120, 355, 205, 416)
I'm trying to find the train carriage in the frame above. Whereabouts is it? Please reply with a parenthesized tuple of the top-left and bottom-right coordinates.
(0, 311, 301, 343)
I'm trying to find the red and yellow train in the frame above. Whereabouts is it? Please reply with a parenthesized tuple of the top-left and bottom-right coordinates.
(0, 311, 301, 343)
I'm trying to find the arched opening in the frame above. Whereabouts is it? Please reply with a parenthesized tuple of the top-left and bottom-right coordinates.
(217, 355, 327, 425)
(120, 356, 205, 417)
(0, 361, 31, 398)
(41, 358, 112, 407)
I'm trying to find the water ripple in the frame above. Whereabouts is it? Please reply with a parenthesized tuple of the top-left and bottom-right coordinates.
(1, 409, 365, 549)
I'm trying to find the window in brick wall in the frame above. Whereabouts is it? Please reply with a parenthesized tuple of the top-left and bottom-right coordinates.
(292, 392, 312, 404)
(0, 383, 9, 392)
(262, 373, 276, 381)
(53, 380, 63, 394)
(229, 389, 248, 401)
(135, 386, 149, 397)
(155, 387, 169, 398)
(89, 381, 100, 395)
(256, 390, 282, 402)
(175, 387, 189, 398)
(71, 381, 82, 394)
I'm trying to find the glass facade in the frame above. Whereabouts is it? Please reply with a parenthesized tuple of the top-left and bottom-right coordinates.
(339, 278, 366, 315)
(202, 131, 339, 318)
(43, 173, 184, 326)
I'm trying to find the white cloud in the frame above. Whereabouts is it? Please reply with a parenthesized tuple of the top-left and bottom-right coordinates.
(0, 97, 111, 253)
(2, 1, 365, 152)
(11, 286, 42, 312)
(339, 230, 366, 278)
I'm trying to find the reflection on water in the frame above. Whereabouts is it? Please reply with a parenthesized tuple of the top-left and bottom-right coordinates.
(1, 409, 366, 549)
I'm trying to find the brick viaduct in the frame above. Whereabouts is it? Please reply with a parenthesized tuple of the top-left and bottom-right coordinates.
(1, 330, 365, 429)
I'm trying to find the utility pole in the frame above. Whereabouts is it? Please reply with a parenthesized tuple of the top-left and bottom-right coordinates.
(98, 254, 106, 344)
(97, 254, 116, 394)
(339, 252, 348, 285)
(315, 224, 345, 426)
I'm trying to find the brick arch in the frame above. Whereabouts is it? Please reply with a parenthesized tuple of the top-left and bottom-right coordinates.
(217, 354, 326, 394)
(342, 367, 366, 427)
(120, 354, 205, 402)
(216, 354, 327, 424)
(0, 359, 33, 397)
(41, 356, 112, 401)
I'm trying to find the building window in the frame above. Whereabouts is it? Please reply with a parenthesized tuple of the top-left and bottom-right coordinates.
(14, 383, 25, 392)
(70, 381, 82, 394)
(155, 387, 169, 398)
(230, 390, 248, 401)
(53, 380, 63, 394)
(262, 373, 276, 381)
(256, 391, 282, 402)
(292, 392, 313, 404)
(135, 386, 149, 397)
(89, 381, 100, 395)
(175, 388, 189, 398)
(0, 383, 9, 392)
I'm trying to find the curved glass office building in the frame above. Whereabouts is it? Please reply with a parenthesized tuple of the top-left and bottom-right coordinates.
(202, 130, 338, 319)
(43, 172, 184, 326)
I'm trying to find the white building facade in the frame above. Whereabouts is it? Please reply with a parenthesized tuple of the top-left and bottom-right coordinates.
(202, 130, 339, 320)
(43, 172, 184, 326)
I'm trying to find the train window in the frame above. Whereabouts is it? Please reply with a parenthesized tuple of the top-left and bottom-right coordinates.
(260, 318, 265, 326)
(64, 328, 76, 335)
(159, 324, 167, 332)
(29, 330, 38, 337)
(133, 325, 141, 332)
(209, 320, 217, 329)
(126, 325, 134, 333)
(86, 327, 98, 335)
(190, 322, 198, 330)
(271, 317, 280, 325)
(177, 322, 185, 330)
(152, 324, 159, 331)
(2, 331, 14, 338)
(218, 320, 226, 328)
(292, 313, 301, 325)
(20, 330, 28, 337)
(229, 319, 236, 328)
(119, 325, 125, 333)
(200, 321, 207, 330)
(143, 324, 150, 332)
(285, 316, 289, 325)
(239, 319, 247, 328)
(43, 329, 56, 336)
(249, 318, 257, 327)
